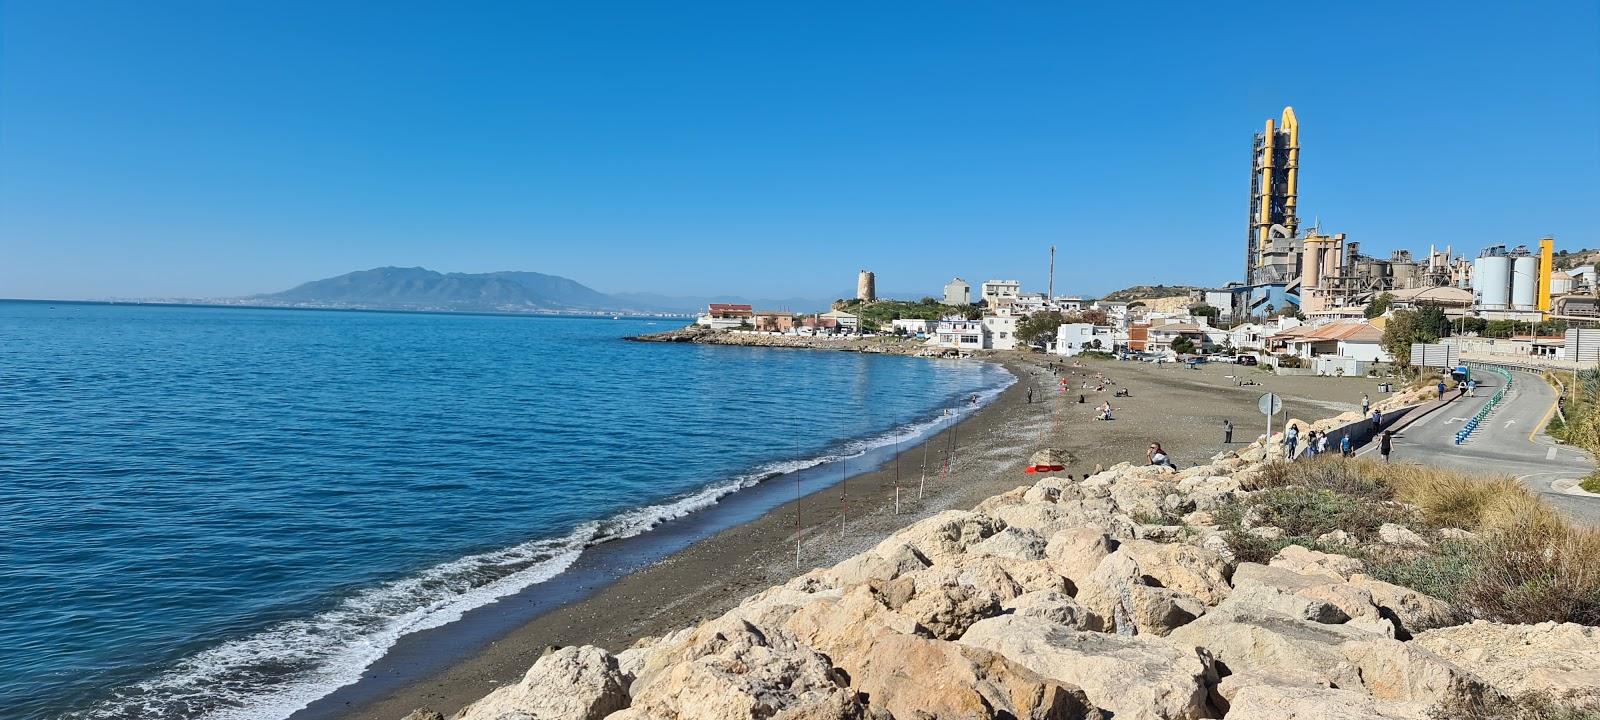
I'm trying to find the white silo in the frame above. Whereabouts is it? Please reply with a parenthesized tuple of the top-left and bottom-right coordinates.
(1511, 256, 1538, 310)
(1476, 256, 1512, 310)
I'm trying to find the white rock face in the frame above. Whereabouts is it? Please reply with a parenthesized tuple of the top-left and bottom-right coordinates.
(457, 646, 628, 720)
(1414, 621, 1600, 705)
(961, 614, 1217, 720)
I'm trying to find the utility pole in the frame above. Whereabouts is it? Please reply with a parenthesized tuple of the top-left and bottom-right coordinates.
(1048, 245, 1056, 302)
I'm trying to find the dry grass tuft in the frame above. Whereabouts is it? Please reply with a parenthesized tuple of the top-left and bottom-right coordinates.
(1229, 458, 1600, 626)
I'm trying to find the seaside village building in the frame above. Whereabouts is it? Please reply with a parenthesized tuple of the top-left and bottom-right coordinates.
(696, 303, 753, 330)
(931, 319, 986, 351)
(943, 277, 972, 306)
(980, 312, 1020, 350)
(980, 279, 1021, 305)
(1055, 323, 1116, 357)
(890, 318, 929, 336)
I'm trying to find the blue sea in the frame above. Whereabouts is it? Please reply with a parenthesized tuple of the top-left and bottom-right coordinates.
(0, 301, 1010, 720)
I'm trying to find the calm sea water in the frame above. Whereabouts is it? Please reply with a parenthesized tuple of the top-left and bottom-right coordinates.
(0, 301, 1009, 720)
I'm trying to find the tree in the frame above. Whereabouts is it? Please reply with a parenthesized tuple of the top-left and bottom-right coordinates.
(1365, 292, 1394, 319)
(1190, 304, 1220, 320)
(1171, 336, 1196, 355)
(1415, 303, 1451, 338)
(1381, 309, 1440, 370)
(1015, 311, 1066, 346)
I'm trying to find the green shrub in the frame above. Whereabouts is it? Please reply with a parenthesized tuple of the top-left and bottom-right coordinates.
(1581, 471, 1600, 494)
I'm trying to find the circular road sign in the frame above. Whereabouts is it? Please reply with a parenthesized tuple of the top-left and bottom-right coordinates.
(1258, 392, 1283, 416)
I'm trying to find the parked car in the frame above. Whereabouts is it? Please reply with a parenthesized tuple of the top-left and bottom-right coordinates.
(1235, 355, 1259, 366)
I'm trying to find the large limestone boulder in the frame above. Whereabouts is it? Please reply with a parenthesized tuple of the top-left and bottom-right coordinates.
(1115, 539, 1233, 605)
(1338, 638, 1494, 707)
(971, 525, 1050, 561)
(1166, 604, 1369, 690)
(1075, 551, 1207, 636)
(1414, 621, 1600, 705)
(961, 614, 1218, 720)
(1223, 685, 1430, 719)
(786, 587, 1099, 719)
(1267, 545, 1365, 581)
(458, 646, 629, 720)
(880, 510, 1003, 564)
(618, 618, 863, 720)
(822, 541, 929, 587)
(990, 501, 1082, 538)
(1044, 527, 1118, 587)
(1003, 590, 1106, 632)
(1346, 574, 1454, 638)
(1173, 475, 1240, 511)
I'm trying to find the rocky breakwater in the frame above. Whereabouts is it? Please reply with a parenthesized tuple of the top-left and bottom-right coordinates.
(627, 326, 959, 357)
(405, 443, 1600, 719)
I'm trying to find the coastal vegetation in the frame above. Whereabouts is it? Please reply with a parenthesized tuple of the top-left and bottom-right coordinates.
(1218, 458, 1600, 626)
(833, 298, 978, 331)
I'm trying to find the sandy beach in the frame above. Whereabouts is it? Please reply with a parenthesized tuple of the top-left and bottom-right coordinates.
(326, 352, 1375, 720)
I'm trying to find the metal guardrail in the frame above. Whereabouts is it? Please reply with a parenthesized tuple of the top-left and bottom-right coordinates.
(1456, 366, 1514, 445)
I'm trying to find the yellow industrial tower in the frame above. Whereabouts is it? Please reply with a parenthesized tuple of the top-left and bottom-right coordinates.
(1246, 107, 1301, 284)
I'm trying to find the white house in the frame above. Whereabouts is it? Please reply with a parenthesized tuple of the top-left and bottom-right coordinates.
(891, 318, 929, 336)
(1053, 297, 1087, 313)
(980, 280, 1021, 305)
(1054, 323, 1115, 356)
(696, 303, 754, 330)
(1280, 320, 1389, 362)
(981, 314, 1020, 350)
(1012, 293, 1049, 315)
(930, 319, 987, 350)
(1092, 301, 1131, 329)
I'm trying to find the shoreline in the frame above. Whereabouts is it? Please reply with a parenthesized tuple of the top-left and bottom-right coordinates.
(322, 352, 1378, 720)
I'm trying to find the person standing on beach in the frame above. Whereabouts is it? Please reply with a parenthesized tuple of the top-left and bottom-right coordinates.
(1380, 430, 1394, 462)
(1027, 387, 1034, 404)
(1223, 419, 1233, 444)
(1361, 394, 1370, 415)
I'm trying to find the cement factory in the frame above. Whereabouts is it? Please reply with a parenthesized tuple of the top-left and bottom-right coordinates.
(1232, 107, 1592, 326)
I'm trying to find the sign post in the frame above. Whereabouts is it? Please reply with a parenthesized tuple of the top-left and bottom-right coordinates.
(1259, 392, 1282, 443)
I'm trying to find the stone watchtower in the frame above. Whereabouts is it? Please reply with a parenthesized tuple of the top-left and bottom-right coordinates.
(857, 270, 876, 302)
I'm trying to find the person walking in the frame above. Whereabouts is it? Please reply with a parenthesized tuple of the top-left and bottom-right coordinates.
(1379, 430, 1394, 462)
(1340, 433, 1353, 457)
(1467, 379, 1477, 397)
(1305, 431, 1320, 458)
(1317, 432, 1330, 456)
(1223, 419, 1234, 444)
(1370, 408, 1382, 430)
(1284, 425, 1300, 460)
(1436, 379, 1446, 400)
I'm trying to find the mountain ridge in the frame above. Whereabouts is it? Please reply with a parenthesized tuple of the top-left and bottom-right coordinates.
(252, 267, 835, 314)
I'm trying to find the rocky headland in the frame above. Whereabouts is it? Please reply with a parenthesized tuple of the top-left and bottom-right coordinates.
(399, 411, 1600, 720)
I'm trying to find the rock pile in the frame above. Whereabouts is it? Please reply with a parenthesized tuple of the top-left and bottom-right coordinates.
(423, 448, 1600, 719)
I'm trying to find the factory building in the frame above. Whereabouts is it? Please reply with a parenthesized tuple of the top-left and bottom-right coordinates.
(1471, 238, 1555, 320)
(1246, 107, 1301, 285)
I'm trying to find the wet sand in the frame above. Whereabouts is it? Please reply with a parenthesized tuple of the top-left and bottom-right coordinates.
(328, 353, 1375, 720)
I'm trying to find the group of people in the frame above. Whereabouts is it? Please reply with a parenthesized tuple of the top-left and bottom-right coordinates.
(1282, 424, 1353, 459)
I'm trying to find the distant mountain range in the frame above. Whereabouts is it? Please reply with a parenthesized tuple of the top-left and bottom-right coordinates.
(249, 267, 836, 315)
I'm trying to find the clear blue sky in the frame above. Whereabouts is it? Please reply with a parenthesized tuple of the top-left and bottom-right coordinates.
(3, 1, 1597, 300)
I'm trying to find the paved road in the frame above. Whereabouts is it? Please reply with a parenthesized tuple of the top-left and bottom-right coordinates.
(1369, 369, 1600, 525)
